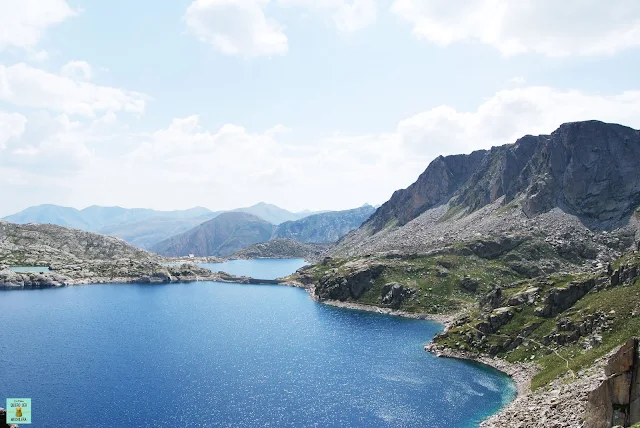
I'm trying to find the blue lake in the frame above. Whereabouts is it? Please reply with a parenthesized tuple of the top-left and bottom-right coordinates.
(0, 259, 515, 427)
(9, 266, 50, 273)
(200, 258, 308, 279)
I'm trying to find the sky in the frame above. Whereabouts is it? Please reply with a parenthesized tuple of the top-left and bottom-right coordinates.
(1, 0, 640, 217)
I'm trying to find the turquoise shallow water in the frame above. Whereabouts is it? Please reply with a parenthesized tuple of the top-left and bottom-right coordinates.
(0, 259, 515, 427)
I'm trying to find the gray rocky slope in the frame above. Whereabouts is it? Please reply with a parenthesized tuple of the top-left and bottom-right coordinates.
(272, 205, 375, 244)
(335, 121, 640, 264)
(151, 212, 275, 257)
(0, 221, 241, 288)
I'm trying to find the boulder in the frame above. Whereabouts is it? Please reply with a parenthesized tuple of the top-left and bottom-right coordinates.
(380, 283, 415, 309)
(606, 338, 637, 376)
(460, 276, 479, 292)
(315, 263, 385, 301)
(586, 338, 640, 427)
(480, 287, 503, 309)
(535, 279, 596, 318)
(488, 307, 514, 332)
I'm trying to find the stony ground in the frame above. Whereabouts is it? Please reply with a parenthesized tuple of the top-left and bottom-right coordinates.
(334, 199, 639, 268)
(481, 347, 616, 428)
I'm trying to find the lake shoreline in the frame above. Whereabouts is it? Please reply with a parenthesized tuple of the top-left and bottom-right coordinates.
(287, 282, 533, 427)
(2, 269, 528, 426)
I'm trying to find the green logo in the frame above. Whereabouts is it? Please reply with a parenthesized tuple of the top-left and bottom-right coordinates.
(6, 398, 31, 424)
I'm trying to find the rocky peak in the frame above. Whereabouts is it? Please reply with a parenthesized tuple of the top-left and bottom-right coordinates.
(366, 149, 487, 233)
(361, 121, 640, 239)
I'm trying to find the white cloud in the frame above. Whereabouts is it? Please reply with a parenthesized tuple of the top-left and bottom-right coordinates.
(393, 87, 640, 158)
(278, 0, 377, 32)
(2, 86, 640, 216)
(185, 0, 288, 57)
(0, 111, 27, 150)
(508, 76, 526, 85)
(0, 0, 76, 51)
(265, 124, 292, 136)
(391, 0, 640, 56)
(27, 50, 50, 62)
(0, 63, 147, 116)
(60, 60, 93, 81)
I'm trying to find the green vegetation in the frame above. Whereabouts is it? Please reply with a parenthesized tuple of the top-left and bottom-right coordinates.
(297, 235, 640, 392)
(360, 254, 521, 313)
(435, 252, 640, 390)
(523, 277, 640, 389)
(298, 250, 524, 314)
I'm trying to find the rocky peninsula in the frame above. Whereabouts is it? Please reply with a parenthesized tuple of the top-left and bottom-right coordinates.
(0, 221, 249, 289)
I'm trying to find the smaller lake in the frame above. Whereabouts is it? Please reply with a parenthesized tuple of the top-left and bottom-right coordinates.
(9, 266, 51, 273)
(199, 258, 307, 279)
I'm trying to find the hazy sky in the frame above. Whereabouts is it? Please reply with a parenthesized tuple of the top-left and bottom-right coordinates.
(1, 0, 640, 217)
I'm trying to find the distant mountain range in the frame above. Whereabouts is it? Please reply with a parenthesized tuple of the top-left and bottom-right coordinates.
(230, 202, 313, 225)
(150, 206, 376, 257)
(2, 202, 333, 250)
(3, 204, 215, 233)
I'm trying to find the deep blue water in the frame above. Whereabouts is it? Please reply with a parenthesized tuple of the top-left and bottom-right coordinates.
(199, 258, 308, 279)
(0, 260, 515, 427)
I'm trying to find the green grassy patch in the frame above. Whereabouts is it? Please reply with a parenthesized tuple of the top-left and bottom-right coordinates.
(353, 253, 522, 314)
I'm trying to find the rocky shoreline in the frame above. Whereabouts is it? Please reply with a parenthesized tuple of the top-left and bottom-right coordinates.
(295, 281, 534, 426)
(0, 263, 255, 290)
(301, 281, 591, 428)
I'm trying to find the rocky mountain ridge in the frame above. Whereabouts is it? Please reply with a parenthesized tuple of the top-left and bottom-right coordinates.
(335, 121, 640, 260)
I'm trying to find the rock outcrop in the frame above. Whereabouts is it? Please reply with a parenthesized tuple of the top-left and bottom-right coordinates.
(314, 261, 386, 301)
(534, 278, 596, 317)
(585, 338, 640, 427)
(381, 282, 416, 308)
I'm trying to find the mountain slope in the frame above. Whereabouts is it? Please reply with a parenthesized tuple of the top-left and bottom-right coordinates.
(151, 212, 275, 257)
(97, 215, 217, 249)
(3, 204, 91, 230)
(0, 220, 157, 266)
(230, 238, 328, 260)
(335, 121, 640, 258)
(273, 205, 376, 243)
(231, 202, 307, 225)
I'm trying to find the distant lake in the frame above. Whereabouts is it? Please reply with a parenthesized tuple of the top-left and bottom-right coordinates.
(0, 259, 515, 427)
(200, 258, 307, 279)
(9, 266, 50, 273)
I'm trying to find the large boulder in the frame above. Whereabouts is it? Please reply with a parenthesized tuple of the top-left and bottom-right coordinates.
(534, 279, 596, 317)
(315, 263, 386, 301)
(585, 338, 640, 427)
(380, 283, 415, 309)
